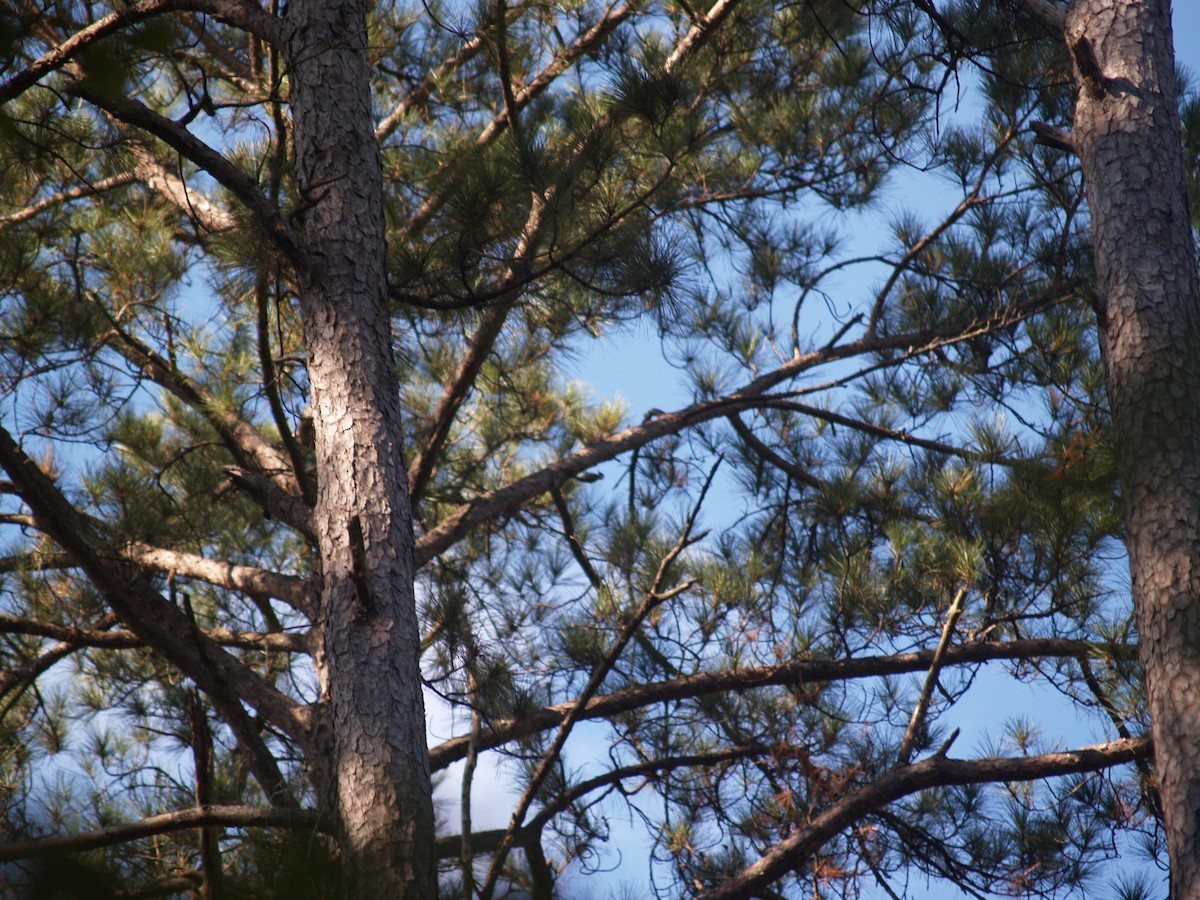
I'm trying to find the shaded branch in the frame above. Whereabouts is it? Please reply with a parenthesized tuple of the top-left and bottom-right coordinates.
(0, 805, 328, 862)
(699, 737, 1149, 899)
(99, 313, 302, 502)
(727, 413, 821, 490)
(0, 612, 309, 653)
(400, 2, 635, 237)
(223, 466, 316, 543)
(0, 174, 136, 232)
(1017, 0, 1066, 36)
(0, 614, 119, 711)
(65, 81, 304, 270)
(523, 744, 771, 834)
(0, 0, 281, 107)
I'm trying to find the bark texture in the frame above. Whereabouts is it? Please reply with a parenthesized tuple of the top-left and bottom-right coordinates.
(1066, 1, 1200, 894)
(284, 0, 435, 895)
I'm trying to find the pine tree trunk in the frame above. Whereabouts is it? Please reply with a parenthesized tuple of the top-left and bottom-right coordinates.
(283, 0, 436, 895)
(1066, 1, 1200, 894)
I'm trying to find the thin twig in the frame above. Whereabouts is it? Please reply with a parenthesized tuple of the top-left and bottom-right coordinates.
(897, 586, 966, 765)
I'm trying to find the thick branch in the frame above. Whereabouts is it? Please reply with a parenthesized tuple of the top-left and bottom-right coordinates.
(1017, 0, 1066, 36)
(65, 82, 303, 270)
(0, 426, 310, 745)
(123, 542, 315, 614)
(699, 737, 1149, 899)
(427, 637, 1135, 769)
(0, 805, 328, 862)
(125, 139, 238, 232)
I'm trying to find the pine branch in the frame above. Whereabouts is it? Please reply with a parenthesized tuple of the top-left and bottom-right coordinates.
(427, 638, 1138, 770)
(406, 190, 548, 505)
(400, 1, 636, 238)
(698, 737, 1149, 900)
(522, 744, 771, 833)
(0, 614, 120, 713)
(0, 174, 136, 232)
(99, 312, 302, 500)
(0, 805, 328, 862)
(122, 542, 315, 614)
(865, 121, 1021, 339)
(727, 414, 822, 489)
(758, 399, 986, 463)
(375, 34, 486, 142)
(897, 586, 966, 765)
(1017, 0, 1066, 37)
(0, 425, 310, 747)
(664, 0, 741, 71)
(0, 544, 312, 614)
(414, 282, 1077, 566)
(64, 80, 304, 272)
(0, 612, 309, 653)
(0, 0, 281, 107)
(124, 138, 238, 232)
(477, 465, 715, 898)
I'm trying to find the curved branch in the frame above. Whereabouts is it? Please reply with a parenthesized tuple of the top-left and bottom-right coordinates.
(0, 0, 281, 107)
(427, 637, 1137, 770)
(0, 805, 328, 862)
(2, 544, 313, 614)
(65, 82, 304, 271)
(523, 744, 770, 834)
(699, 737, 1149, 899)
(414, 283, 1076, 566)
(0, 615, 119, 710)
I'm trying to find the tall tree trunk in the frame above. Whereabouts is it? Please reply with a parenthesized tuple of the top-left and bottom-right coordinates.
(284, 1, 436, 896)
(1067, 1, 1200, 894)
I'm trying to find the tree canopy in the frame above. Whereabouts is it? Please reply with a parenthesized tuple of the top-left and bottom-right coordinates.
(0, 0, 1195, 896)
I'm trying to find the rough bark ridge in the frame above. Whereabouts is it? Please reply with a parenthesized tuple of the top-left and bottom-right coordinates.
(284, 0, 435, 895)
(1066, 0, 1200, 894)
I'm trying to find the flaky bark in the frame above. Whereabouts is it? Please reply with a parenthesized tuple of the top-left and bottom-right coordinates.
(1065, 0, 1200, 894)
(283, 0, 435, 895)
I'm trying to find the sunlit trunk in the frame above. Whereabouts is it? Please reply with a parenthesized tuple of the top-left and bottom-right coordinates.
(1068, 1, 1200, 894)
(285, 0, 435, 894)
